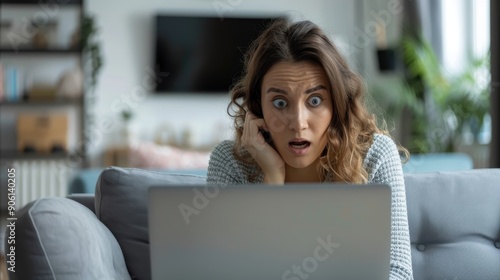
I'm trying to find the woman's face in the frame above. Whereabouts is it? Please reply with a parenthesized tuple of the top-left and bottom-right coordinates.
(260, 60, 333, 169)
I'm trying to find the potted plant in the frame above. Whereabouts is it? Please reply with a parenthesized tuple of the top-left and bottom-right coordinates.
(119, 108, 135, 145)
(80, 14, 103, 93)
(75, 14, 103, 135)
(400, 35, 490, 153)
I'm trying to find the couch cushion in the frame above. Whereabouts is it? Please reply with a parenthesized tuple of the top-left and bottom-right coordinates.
(9, 197, 130, 280)
(95, 167, 206, 280)
(404, 168, 500, 280)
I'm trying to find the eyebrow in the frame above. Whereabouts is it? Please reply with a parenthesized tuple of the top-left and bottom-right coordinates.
(266, 85, 328, 94)
(306, 85, 328, 94)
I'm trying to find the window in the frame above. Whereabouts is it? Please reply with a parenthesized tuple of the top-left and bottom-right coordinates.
(441, 0, 490, 75)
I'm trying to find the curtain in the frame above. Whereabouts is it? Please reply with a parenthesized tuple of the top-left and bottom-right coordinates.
(491, 0, 499, 167)
(401, 0, 446, 153)
(402, 0, 442, 59)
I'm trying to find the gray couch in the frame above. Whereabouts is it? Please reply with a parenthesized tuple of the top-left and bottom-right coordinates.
(5, 167, 500, 280)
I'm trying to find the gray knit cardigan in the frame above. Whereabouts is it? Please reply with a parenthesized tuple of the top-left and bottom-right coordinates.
(207, 134, 413, 279)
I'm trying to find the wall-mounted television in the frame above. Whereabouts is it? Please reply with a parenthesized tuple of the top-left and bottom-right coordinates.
(154, 14, 283, 93)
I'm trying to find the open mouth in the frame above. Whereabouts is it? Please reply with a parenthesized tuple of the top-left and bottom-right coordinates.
(289, 141, 311, 149)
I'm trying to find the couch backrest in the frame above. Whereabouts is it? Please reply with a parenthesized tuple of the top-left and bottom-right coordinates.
(404, 169, 500, 280)
(95, 167, 500, 280)
(95, 167, 206, 280)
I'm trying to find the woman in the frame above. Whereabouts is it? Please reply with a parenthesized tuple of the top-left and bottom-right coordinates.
(207, 19, 413, 279)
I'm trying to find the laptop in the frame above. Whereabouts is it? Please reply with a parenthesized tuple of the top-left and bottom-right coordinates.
(148, 183, 391, 280)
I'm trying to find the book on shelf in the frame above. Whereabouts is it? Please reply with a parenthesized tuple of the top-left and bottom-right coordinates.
(0, 65, 24, 102)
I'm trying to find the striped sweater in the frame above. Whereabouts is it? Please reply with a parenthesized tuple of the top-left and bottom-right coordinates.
(207, 134, 413, 279)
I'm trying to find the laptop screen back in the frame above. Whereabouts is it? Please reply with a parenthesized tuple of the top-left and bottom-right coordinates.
(148, 184, 391, 280)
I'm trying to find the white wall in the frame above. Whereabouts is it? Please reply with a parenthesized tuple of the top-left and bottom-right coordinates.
(85, 0, 358, 166)
(356, 0, 406, 141)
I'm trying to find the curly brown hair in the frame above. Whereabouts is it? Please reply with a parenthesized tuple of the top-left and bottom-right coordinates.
(228, 18, 402, 183)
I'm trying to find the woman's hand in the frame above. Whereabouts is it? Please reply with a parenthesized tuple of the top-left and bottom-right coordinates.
(242, 112, 285, 184)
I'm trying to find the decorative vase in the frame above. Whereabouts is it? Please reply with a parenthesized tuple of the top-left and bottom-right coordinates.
(56, 68, 83, 99)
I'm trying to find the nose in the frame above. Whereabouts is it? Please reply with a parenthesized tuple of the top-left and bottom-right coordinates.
(288, 105, 309, 132)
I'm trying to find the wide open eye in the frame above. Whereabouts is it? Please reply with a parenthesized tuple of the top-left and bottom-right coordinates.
(272, 98, 288, 109)
(308, 96, 323, 107)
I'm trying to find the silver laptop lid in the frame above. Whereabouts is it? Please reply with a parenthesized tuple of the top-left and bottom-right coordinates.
(149, 184, 391, 280)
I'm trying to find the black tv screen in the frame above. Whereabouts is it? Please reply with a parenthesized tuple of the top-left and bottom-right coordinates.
(154, 14, 282, 93)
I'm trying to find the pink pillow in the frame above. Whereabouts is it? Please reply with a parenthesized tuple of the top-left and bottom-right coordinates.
(127, 142, 210, 170)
